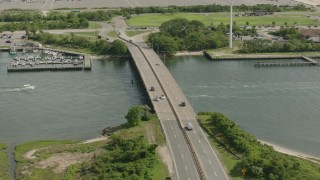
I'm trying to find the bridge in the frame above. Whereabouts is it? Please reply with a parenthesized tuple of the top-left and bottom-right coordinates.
(119, 32, 229, 180)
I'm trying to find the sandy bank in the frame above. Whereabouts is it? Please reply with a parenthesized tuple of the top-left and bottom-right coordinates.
(295, 0, 320, 6)
(259, 140, 320, 163)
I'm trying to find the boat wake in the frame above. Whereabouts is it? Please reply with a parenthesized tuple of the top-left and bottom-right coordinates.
(0, 87, 22, 93)
(0, 84, 35, 93)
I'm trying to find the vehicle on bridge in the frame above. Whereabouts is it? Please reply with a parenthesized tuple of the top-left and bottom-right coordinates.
(154, 96, 160, 101)
(185, 123, 193, 130)
(150, 86, 155, 91)
(179, 102, 186, 107)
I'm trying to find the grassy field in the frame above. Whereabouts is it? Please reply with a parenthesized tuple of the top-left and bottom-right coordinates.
(127, 12, 318, 27)
(88, 22, 101, 29)
(198, 115, 243, 180)
(205, 39, 320, 58)
(125, 30, 149, 37)
(14, 119, 168, 180)
(0, 144, 9, 180)
(107, 31, 118, 37)
(68, 31, 99, 37)
(45, 43, 95, 54)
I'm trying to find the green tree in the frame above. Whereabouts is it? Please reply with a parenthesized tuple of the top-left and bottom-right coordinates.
(109, 39, 128, 55)
(125, 105, 151, 127)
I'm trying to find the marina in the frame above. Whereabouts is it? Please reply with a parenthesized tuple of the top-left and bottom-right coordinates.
(6, 48, 91, 72)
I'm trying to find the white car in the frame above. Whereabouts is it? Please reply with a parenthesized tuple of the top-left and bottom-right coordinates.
(154, 96, 160, 101)
(160, 95, 166, 99)
(185, 123, 193, 130)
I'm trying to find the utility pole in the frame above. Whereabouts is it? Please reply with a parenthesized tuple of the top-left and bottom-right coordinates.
(229, 0, 233, 49)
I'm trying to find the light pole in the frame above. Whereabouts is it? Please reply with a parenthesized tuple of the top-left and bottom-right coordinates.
(229, 0, 233, 49)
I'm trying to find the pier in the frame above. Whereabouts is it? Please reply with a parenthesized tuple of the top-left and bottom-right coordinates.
(254, 62, 319, 67)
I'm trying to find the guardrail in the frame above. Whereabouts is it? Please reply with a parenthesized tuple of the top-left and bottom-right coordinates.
(119, 35, 206, 180)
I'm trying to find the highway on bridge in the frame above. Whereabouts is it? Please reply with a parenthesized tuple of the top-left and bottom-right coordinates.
(116, 17, 229, 180)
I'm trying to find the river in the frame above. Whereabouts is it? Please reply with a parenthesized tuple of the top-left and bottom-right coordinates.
(1, 52, 320, 172)
(0, 52, 147, 146)
(165, 55, 320, 158)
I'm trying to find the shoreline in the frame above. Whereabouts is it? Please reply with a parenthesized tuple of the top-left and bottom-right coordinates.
(259, 140, 320, 163)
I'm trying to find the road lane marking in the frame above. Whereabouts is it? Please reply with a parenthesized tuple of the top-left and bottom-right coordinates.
(198, 139, 201, 143)
(174, 134, 176, 138)
(171, 126, 173, 130)
(204, 150, 207, 154)
(215, 172, 218, 176)
(178, 144, 180, 148)
(185, 166, 188, 170)
(181, 154, 184, 159)
(209, 160, 212, 165)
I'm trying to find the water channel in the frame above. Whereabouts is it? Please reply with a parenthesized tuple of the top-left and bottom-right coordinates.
(0, 52, 147, 145)
(1, 52, 320, 178)
(166, 55, 320, 158)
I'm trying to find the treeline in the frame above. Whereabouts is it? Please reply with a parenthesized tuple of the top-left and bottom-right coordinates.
(240, 39, 320, 53)
(66, 105, 159, 179)
(240, 27, 320, 53)
(0, 18, 89, 32)
(30, 32, 128, 55)
(0, 3, 312, 23)
(121, 4, 312, 15)
(199, 112, 320, 179)
(76, 135, 158, 179)
(0, 10, 43, 22)
(147, 18, 228, 55)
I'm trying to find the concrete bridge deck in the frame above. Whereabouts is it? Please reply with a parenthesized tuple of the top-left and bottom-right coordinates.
(122, 33, 229, 180)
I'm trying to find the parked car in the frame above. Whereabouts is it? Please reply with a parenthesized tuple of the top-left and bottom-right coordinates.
(5, 40, 11, 43)
(160, 95, 166, 99)
(150, 86, 155, 91)
(179, 102, 186, 107)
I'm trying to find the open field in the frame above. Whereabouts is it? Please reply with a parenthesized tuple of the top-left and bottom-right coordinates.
(88, 22, 101, 29)
(126, 12, 319, 27)
(0, 0, 297, 10)
(125, 30, 149, 37)
(14, 119, 168, 180)
(69, 31, 99, 37)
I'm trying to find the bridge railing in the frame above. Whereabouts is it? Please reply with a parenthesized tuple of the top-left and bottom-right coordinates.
(119, 34, 206, 180)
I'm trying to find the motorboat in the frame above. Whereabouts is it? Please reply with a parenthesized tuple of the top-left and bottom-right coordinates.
(22, 84, 35, 90)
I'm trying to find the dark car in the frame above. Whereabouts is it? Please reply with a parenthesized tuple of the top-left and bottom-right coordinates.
(5, 40, 11, 43)
(150, 86, 155, 91)
(179, 102, 186, 107)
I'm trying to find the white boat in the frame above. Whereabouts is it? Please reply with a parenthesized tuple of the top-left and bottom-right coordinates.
(22, 84, 35, 90)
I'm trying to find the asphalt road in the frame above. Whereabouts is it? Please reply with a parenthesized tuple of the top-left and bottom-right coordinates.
(127, 45, 200, 180)
(141, 47, 229, 180)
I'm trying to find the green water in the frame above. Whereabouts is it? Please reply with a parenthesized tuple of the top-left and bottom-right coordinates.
(0, 52, 147, 146)
(166, 55, 320, 158)
(1, 52, 320, 176)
